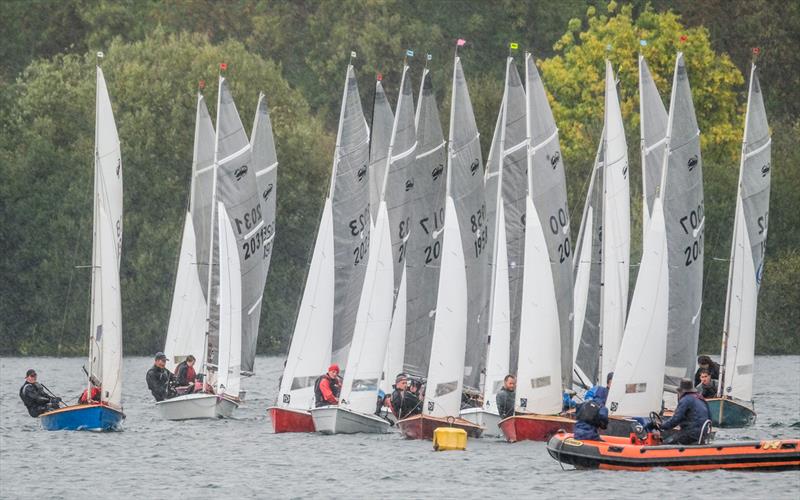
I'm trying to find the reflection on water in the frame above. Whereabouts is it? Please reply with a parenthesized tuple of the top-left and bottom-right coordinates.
(1, 355, 798, 498)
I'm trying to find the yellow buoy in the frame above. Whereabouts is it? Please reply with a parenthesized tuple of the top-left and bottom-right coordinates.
(433, 427, 467, 451)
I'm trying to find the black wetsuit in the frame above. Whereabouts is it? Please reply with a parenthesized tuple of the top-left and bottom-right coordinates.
(390, 389, 422, 419)
(495, 387, 516, 419)
(19, 382, 57, 417)
(146, 365, 175, 402)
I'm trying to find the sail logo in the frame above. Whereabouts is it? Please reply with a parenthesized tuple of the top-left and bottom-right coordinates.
(687, 155, 698, 171)
(548, 151, 561, 169)
(427, 401, 435, 412)
(405, 178, 414, 191)
(622, 162, 628, 179)
(357, 164, 367, 182)
(234, 165, 249, 180)
(431, 164, 444, 181)
(282, 393, 290, 404)
(469, 159, 480, 176)
(116, 158, 121, 178)
(263, 183, 274, 201)
(756, 261, 764, 285)
(761, 162, 770, 177)
(677, 65, 687, 80)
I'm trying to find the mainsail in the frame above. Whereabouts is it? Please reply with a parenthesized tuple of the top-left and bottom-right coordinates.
(719, 65, 771, 402)
(662, 53, 705, 388)
(164, 94, 214, 369)
(525, 53, 573, 387)
(639, 55, 668, 239)
(369, 79, 394, 222)
(87, 66, 123, 407)
(404, 67, 447, 378)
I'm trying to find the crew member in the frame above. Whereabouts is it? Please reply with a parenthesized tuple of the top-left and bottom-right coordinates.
(314, 364, 341, 407)
(695, 368, 718, 399)
(496, 375, 516, 419)
(693, 356, 720, 386)
(650, 378, 711, 445)
(19, 369, 61, 417)
(146, 352, 176, 402)
(390, 373, 422, 419)
(79, 383, 102, 404)
(584, 372, 613, 406)
(174, 355, 197, 393)
(573, 397, 609, 441)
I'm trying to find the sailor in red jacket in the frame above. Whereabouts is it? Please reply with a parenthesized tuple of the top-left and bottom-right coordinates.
(314, 364, 342, 407)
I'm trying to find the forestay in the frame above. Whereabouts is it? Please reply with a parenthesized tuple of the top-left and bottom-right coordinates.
(639, 56, 668, 239)
(525, 53, 573, 387)
(88, 66, 123, 407)
(719, 65, 771, 402)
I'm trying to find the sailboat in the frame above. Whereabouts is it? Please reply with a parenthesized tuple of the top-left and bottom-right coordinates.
(269, 63, 371, 432)
(708, 64, 770, 428)
(397, 55, 487, 440)
(572, 60, 631, 390)
(157, 76, 270, 419)
(312, 64, 417, 434)
(607, 52, 701, 419)
(498, 53, 574, 442)
(461, 56, 527, 437)
(40, 64, 125, 431)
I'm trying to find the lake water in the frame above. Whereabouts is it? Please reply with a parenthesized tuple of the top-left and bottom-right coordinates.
(1, 355, 799, 499)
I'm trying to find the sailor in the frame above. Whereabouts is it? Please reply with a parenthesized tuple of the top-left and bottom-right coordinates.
(314, 364, 342, 407)
(573, 397, 609, 441)
(650, 378, 712, 445)
(693, 355, 720, 386)
(174, 355, 197, 393)
(19, 369, 61, 417)
(78, 382, 102, 404)
(146, 352, 176, 402)
(695, 368, 718, 399)
(495, 375, 516, 419)
(584, 372, 613, 406)
(390, 373, 422, 419)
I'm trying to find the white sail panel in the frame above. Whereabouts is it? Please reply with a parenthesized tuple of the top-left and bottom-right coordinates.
(639, 56, 668, 238)
(277, 199, 335, 410)
(516, 196, 562, 414)
(382, 269, 406, 393)
(607, 199, 669, 417)
(424, 196, 467, 417)
(483, 202, 510, 413)
(216, 202, 242, 397)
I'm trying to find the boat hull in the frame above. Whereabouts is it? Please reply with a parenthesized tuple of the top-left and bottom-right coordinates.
(499, 414, 574, 443)
(155, 393, 238, 420)
(601, 415, 640, 437)
(310, 407, 390, 434)
(547, 432, 800, 471)
(706, 397, 756, 428)
(40, 404, 125, 431)
(460, 408, 502, 437)
(268, 406, 315, 433)
(396, 414, 483, 440)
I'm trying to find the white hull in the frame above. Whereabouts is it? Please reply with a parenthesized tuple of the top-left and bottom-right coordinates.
(310, 406, 390, 434)
(460, 407, 502, 437)
(155, 393, 239, 420)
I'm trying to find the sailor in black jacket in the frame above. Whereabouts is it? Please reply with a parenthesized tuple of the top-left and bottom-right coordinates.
(19, 369, 60, 417)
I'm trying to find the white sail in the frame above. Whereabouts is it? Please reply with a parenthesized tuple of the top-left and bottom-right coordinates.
(483, 201, 510, 412)
(423, 196, 467, 417)
(216, 202, 242, 397)
(515, 195, 562, 414)
(599, 60, 630, 380)
(607, 198, 669, 416)
(381, 267, 406, 394)
(340, 201, 395, 414)
(276, 199, 335, 410)
(639, 55, 668, 239)
(88, 66, 123, 407)
(719, 65, 771, 402)
(164, 215, 208, 370)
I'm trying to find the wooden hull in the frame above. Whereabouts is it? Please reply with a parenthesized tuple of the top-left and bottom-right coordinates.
(310, 407, 390, 434)
(459, 408, 502, 437)
(268, 406, 315, 433)
(499, 414, 574, 443)
(396, 414, 483, 440)
(707, 397, 756, 428)
(547, 432, 800, 471)
(155, 393, 238, 420)
(40, 404, 124, 431)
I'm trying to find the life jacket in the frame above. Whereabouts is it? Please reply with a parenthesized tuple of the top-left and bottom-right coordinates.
(576, 400, 604, 427)
(79, 387, 102, 404)
(313, 374, 341, 407)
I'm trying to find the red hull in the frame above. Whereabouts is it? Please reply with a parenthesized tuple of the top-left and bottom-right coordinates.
(268, 407, 315, 433)
(499, 414, 574, 442)
(396, 414, 484, 440)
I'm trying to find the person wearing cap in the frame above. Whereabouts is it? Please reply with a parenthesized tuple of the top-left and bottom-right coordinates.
(390, 373, 422, 419)
(649, 378, 711, 445)
(496, 374, 516, 419)
(146, 352, 176, 402)
(19, 369, 61, 417)
(693, 355, 720, 386)
(313, 364, 342, 407)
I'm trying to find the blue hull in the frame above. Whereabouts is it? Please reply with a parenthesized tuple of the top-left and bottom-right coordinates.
(40, 404, 125, 431)
(707, 398, 756, 428)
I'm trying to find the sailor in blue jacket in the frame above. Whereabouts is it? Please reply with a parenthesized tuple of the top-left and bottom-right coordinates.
(651, 378, 711, 445)
(573, 399, 608, 440)
(583, 371, 613, 406)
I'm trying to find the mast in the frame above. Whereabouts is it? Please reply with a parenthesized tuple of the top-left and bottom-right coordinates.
(88, 63, 101, 399)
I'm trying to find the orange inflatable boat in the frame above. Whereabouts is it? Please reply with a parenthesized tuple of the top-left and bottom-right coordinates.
(547, 431, 800, 471)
